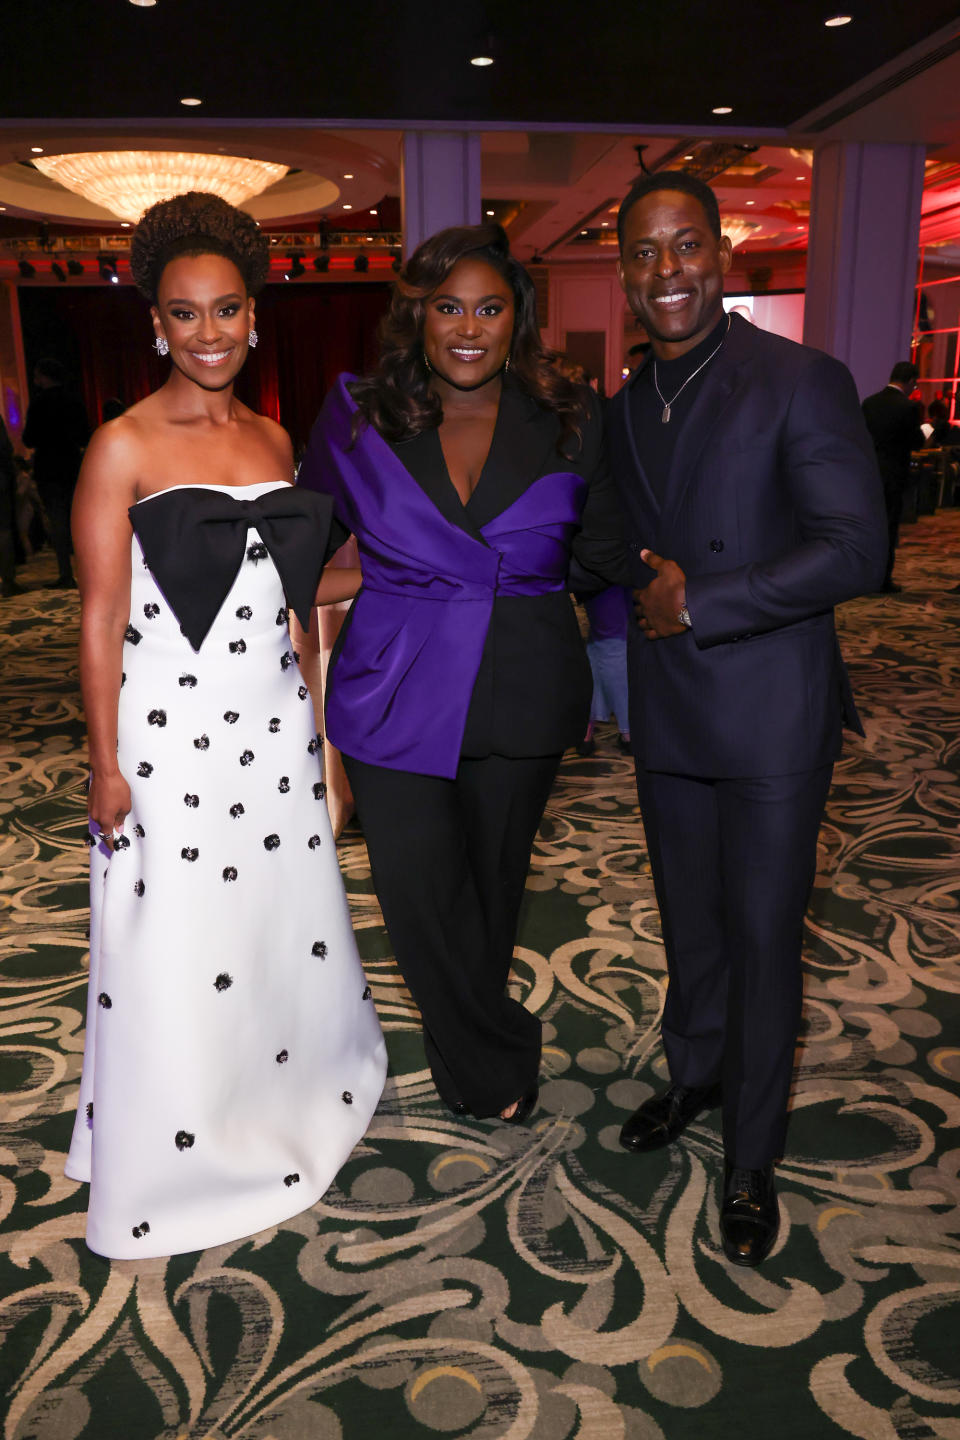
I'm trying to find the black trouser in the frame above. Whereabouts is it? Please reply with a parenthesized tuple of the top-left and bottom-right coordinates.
(883, 482, 903, 586)
(635, 763, 833, 1169)
(344, 750, 561, 1117)
(36, 481, 74, 582)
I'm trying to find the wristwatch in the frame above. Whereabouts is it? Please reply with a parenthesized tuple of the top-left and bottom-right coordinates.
(678, 605, 692, 628)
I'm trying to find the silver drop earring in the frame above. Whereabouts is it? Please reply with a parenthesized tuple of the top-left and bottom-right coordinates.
(248, 327, 258, 349)
(154, 335, 169, 357)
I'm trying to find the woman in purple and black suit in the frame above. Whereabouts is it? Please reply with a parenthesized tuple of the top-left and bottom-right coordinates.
(298, 224, 627, 1123)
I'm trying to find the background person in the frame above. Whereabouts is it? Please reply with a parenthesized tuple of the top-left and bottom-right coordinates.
(862, 361, 925, 593)
(22, 356, 90, 588)
(577, 584, 632, 756)
(926, 397, 960, 448)
(0, 415, 23, 598)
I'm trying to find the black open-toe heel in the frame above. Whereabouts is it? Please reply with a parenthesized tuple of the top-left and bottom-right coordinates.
(499, 1088, 539, 1126)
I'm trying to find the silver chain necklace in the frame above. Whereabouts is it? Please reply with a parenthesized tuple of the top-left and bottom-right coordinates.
(652, 316, 730, 423)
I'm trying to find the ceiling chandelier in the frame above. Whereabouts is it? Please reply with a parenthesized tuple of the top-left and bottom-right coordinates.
(31, 151, 289, 223)
(721, 217, 762, 250)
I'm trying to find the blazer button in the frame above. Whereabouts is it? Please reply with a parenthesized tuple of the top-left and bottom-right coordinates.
(629, 541, 640, 552)
(709, 538, 724, 553)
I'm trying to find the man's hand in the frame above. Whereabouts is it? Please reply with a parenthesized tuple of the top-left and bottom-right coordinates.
(633, 550, 689, 639)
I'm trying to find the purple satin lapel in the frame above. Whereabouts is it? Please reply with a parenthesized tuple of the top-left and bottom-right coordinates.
(302, 377, 586, 777)
(480, 471, 586, 596)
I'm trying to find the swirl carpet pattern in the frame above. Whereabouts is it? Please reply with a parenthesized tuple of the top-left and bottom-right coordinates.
(2, 513, 960, 1440)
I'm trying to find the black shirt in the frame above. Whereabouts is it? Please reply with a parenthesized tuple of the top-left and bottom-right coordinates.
(629, 313, 730, 506)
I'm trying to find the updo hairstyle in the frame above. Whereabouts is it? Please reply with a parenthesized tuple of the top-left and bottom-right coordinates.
(130, 191, 269, 304)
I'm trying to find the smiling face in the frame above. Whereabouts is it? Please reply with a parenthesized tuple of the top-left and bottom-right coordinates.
(617, 189, 732, 360)
(421, 255, 515, 392)
(151, 251, 255, 391)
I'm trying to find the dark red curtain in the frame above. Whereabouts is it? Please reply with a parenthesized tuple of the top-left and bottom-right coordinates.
(19, 286, 166, 431)
(18, 281, 390, 453)
(235, 283, 389, 453)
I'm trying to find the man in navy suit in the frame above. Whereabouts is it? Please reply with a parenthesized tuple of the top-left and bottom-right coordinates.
(861, 361, 924, 592)
(606, 172, 886, 1267)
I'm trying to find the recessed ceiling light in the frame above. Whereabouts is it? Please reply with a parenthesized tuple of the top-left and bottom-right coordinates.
(369, 208, 378, 215)
(684, 154, 695, 160)
(129, 0, 157, 6)
(486, 209, 495, 216)
(342, 173, 354, 179)
(580, 229, 588, 235)
(746, 199, 755, 205)
(470, 54, 494, 66)
(31, 146, 43, 153)
(365, 236, 373, 241)
(712, 106, 732, 115)
(0, 206, 6, 212)
(121, 222, 131, 227)
(343, 204, 352, 210)
(601, 220, 610, 227)
(824, 13, 852, 26)
(796, 174, 805, 180)
(180, 97, 202, 106)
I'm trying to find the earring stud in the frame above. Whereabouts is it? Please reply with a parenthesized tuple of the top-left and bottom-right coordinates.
(153, 335, 169, 357)
(248, 327, 258, 349)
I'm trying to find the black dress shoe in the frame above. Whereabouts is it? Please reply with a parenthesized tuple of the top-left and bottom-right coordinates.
(720, 1162, 779, 1268)
(618, 1082, 720, 1153)
(499, 1088, 539, 1125)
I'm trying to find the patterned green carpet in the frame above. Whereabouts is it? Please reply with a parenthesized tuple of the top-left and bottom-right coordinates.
(2, 515, 960, 1440)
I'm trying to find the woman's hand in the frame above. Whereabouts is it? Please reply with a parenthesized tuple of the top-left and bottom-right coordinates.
(88, 769, 131, 845)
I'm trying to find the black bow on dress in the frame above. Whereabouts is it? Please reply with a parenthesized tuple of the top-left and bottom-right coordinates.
(129, 485, 344, 651)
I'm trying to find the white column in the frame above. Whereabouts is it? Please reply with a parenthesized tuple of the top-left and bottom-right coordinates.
(400, 131, 482, 258)
(803, 141, 925, 396)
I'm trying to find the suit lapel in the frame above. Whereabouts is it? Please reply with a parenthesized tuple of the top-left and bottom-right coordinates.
(466, 384, 562, 528)
(388, 427, 480, 538)
(389, 385, 561, 537)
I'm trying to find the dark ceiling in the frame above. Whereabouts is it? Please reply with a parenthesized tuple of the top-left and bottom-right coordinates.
(2, 0, 959, 128)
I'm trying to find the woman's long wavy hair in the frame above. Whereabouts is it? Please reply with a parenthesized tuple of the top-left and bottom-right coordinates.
(349, 223, 587, 454)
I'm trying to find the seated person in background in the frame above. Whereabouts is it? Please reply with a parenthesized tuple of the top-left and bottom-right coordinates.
(927, 398, 960, 448)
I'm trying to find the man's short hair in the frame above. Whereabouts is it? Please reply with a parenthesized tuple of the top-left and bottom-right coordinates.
(617, 171, 722, 250)
(890, 361, 918, 386)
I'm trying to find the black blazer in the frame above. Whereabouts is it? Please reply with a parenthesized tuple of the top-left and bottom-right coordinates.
(606, 314, 887, 778)
(334, 381, 629, 760)
(861, 386, 925, 490)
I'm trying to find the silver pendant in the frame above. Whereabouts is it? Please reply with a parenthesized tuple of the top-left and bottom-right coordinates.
(661, 404, 671, 424)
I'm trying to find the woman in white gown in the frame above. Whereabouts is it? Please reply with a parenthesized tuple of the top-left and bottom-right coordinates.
(66, 192, 386, 1260)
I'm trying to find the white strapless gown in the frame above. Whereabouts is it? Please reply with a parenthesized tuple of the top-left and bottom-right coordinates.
(66, 482, 386, 1259)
